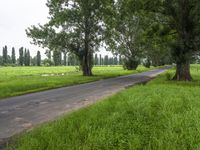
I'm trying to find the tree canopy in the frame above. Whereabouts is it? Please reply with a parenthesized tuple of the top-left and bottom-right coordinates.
(26, 0, 200, 80)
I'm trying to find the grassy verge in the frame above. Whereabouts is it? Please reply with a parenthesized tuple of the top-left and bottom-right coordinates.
(7, 65, 200, 150)
(0, 66, 153, 99)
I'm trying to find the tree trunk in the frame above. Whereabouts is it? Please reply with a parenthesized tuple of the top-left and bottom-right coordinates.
(82, 6, 93, 76)
(81, 36, 93, 76)
(82, 53, 93, 76)
(173, 61, 192, 81)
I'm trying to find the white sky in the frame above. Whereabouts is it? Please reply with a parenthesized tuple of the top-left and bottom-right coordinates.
(0, 0, 49, 58)
(0, 0, 111, 59)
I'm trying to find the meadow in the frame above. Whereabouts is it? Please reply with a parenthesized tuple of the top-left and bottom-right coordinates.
(7, 65, 200, 150)
(0, 65, 152, 99)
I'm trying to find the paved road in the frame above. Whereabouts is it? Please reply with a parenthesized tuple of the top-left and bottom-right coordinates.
(0, 67, 169, 144)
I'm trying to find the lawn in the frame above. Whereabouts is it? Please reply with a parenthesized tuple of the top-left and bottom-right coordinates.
(0, 65, 153, 99)
(7, 64, 200, 150)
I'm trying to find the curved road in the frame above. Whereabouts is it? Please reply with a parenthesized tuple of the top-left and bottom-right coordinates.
(0, 67, 169, 146)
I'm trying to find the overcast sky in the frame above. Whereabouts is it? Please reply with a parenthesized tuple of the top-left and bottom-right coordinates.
(0, 0, 48, 58)
(0, 0, 111, 58)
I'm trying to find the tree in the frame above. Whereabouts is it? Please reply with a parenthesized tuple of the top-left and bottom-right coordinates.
(143, 29, 173, 67)
(68, 53, 79, 66)
(2, 45, 8, 65)
(45, 49, 53, 66)
(137, 0, 200, 80)
(26, 0, 112, 76)
(105, 1, 145, 70)
(11, 47, 16, 64)
(24, 49, 30, 66)
(63, 51, 67, 66)
(53, 50, 62, 66)
(31, 56, 37, 66)
(7, 55, 12, 64)
(113, 57, 118, 65)
(119, 55, 122, 65)
(36, 51, 41, 66)
(0, 56, 3, 65)
(94, 54, 98, 65)
(108, 57, 113, 65)
(104, 55, 109, 66)
(27, 50, 31, 66)
(19, 47, 24, 66)
(100, 54, 102, 66)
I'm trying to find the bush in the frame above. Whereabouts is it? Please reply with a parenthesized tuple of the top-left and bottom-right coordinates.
(165, 72, 172, 80)
(143, 58, 151, 68)
(123, 58, 139, 70)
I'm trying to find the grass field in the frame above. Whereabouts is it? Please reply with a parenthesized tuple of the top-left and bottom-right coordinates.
(7, 65, 200, 150)
(0, 66, 153, 99)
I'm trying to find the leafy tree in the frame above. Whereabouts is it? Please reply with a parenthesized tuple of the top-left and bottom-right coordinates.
(26, 0, 112, 76)
(45, 50, 53, 66)
(36, 51, 41, 66)
(24, 49, 27, 66)
(104, 55, 109, 66)
(27, 50, 31, 66)
(99, 54, 102, 66)
(53, 50, 62, 66)
(31, 56, 37, 66)
(0, 56, 3, 65)
(119, 55, 122, 65)
(105, 1, 147, 70)
(19, 47, 24, 66)
(143, 57, 151, 68)
(7, 55, 12, 64)
(11, 47, 16, 64)
(137, 0, 200, 80)
(113, 57, 118, 65)
(101, 57, 104, 66)
(63, 51, 67, 66)
(109, 57, 113, 65)
(94, 54, 98, 65)
(68, 53, 79, 66)
(2, 45, 8, 65)
(143, 33, 172, 67)
(24, 49, 31, 66)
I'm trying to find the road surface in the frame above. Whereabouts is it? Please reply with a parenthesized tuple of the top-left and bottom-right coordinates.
(0, 67, 169, 147)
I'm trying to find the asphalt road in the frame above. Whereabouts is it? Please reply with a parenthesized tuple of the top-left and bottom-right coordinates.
(0, 67, 169, 146)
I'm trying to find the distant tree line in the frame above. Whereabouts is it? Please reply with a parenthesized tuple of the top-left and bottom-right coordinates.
(43, 50, 122, 66)
(0, 46, 42, 66)
(0, 45, 124, 66)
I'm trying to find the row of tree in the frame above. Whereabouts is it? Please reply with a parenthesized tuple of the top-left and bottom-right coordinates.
(26, 0, 200, 80)
(0, 46, 123, 66)
(43, 50, 122, 66)
(0, 46, 41, 66)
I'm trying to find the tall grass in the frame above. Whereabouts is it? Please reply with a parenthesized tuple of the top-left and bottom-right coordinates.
(8, 65, 200, 150)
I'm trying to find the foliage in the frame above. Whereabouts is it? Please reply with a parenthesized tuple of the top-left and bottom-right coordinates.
(53, 50, 61, 66)
(26, 0, 114, 76)
(11, 47, 16, 64)
(24, 49, 31, 66)
(2, 45, 8, 65)
(36, 51, 41, 66)
(105, 1, 147, 70)
(143, 57, 151, 68)
(19, 47, 24, 66)
(141, 0, 200, 80)
(94, 54, 98, 65)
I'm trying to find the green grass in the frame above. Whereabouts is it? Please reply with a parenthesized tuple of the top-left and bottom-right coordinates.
(0, 65, 152, 99)
(8, 64, 200, 150)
